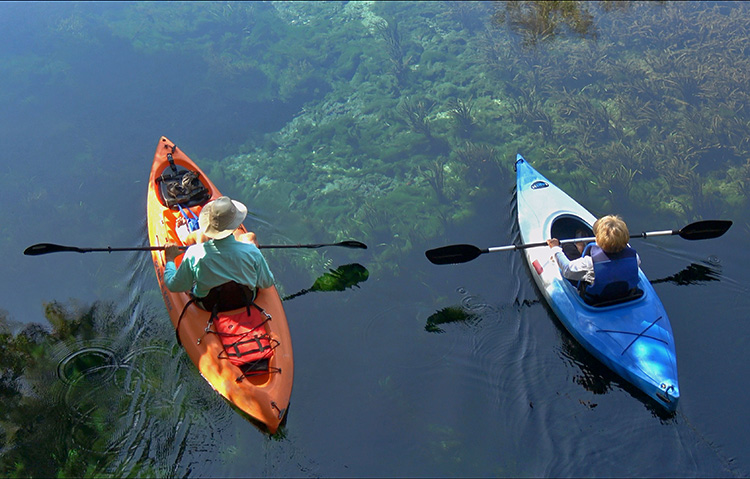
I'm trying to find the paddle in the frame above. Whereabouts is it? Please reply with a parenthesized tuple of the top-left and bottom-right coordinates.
(425, 219, 733, 265)
(24, 240, 367, 256)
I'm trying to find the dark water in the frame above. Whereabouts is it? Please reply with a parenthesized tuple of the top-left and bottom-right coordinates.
(2, 2, 749, 477)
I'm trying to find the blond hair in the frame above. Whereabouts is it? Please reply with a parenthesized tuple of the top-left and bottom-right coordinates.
(593, 215, 630, 253)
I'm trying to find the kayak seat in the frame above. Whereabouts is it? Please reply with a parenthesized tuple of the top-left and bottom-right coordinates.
(196, 281, 280, 381)
(580, 282, 644, 307)
(196, 281, 257, 313)
(157, 167, 210, 209)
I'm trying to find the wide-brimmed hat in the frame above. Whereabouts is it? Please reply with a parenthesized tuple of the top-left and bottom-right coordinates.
(199, 196, 247, 239)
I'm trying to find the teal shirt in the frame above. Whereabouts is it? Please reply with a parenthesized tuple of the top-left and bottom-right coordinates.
(164, 235, 275, 298)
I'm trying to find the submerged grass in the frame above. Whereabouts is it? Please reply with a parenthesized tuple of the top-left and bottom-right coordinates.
(215, 1, 750, 277)
(5, 1, 749, 279)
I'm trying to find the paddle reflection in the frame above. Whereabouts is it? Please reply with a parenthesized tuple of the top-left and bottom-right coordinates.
(650, 262, 721, 286)
(282, 263, 369, 301)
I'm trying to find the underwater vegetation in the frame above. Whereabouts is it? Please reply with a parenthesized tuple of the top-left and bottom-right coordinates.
(8, 2, 750, 279)
(497, 0, 598, 46)
(0, 299, 218, 478)
(214, 1, 750, 277)
(0, 302, 132, 477)
(217, 2, 750, 278)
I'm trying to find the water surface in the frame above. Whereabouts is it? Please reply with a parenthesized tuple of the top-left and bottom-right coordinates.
(1, 2, 749, 477)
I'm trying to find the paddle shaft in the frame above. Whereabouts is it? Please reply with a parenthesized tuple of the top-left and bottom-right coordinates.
(24, 240, 367, 256)
(76, 244, 351, 252)
(487, 229, 677, 253)
(425, 220, 732, 265)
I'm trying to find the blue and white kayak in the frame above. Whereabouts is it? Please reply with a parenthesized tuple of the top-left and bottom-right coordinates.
(515, 154, 679, 411)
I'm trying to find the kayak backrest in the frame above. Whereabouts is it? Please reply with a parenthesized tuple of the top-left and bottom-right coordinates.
(196, 281, 256, 313)
(581, 286, 644, 308)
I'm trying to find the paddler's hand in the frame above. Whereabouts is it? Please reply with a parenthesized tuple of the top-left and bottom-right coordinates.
(184, 230, 208, 245)
(235, 231, 259, 247)
(164, 242, 183, 262)
(546, 238, 560, 248)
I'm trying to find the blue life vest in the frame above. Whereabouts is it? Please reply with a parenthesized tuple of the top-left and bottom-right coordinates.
(581, 243, 640, 303)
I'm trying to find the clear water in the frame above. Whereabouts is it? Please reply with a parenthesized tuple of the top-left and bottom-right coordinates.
(1, 2, 749, 477)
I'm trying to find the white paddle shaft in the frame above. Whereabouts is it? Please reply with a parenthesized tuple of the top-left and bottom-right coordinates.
(486, 229, 678, 253)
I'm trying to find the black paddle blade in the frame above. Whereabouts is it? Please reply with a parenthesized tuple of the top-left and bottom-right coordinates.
(337, 240, 368, 249)
(425, 244, 484, 265)
(23, 243, 81, 255)
(678, 220, 732, 240)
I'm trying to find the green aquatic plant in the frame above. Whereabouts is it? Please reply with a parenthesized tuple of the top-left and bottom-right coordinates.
(657, 152, 724, 221)
(504, 83, 556, 141)
(417, 156, 462, 204)
(445, 1, 493, 31)
(494, 1, 597, 48)
(418, 156, 451, 204)
(375, 18, 412, 87)
(477, 28, 517, 80)
(0, 296, 222, 477)
(447, 97, 476, 139)
(454, 141, 500, 187)
(398, 97, 436, 139)
(0, 303, 110, 477)
(559, 92, 624, 145)
(195, 0, 750, 277)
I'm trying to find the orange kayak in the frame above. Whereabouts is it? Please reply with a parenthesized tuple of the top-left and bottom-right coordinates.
(147, 136, 293, 433)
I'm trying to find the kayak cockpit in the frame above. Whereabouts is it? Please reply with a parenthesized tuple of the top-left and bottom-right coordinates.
(550, 215, 593, 241)
(560, 273, 647, 311)
(550, 215, 644, 308)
